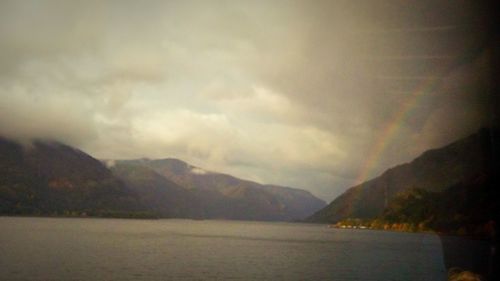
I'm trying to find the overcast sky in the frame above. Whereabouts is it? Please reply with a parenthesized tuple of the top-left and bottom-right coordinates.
(0, 0, 494, 201)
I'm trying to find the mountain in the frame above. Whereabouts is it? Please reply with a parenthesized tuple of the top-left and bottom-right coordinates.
(0, 137, 146, 217)
(0, 136, 325, 221)
(109, 162, 204, 218)
(308, 128, 497, 223)
(376, 175, 496, 235)
(112, 159, 327, 221)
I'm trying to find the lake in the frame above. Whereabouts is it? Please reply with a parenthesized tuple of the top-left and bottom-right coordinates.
(0, 217, 446, 280)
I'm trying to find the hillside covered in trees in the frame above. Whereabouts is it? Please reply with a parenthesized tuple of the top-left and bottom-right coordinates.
(310, 128, 499, 238)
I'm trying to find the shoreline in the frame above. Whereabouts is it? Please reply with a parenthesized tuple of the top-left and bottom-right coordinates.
(326, 223, 492, 241)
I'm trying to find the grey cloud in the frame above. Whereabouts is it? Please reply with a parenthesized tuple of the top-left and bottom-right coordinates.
(0, 86, 98, 146)
(0, 0, 494, 201)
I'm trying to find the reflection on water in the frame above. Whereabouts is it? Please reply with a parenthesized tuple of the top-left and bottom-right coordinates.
(0, 217, 446, 280)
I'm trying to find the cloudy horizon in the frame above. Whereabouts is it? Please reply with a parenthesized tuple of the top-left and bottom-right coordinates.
(0, 0, 495, 201)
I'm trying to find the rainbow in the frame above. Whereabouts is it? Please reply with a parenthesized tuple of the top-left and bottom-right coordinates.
(352, 44, 485, 186)
(353, 86, 427, 185)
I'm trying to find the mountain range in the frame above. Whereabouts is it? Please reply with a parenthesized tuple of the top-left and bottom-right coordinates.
(2, 128, 497, 226)
(110, 159, 326, 221)
(0, 137, 326, 220)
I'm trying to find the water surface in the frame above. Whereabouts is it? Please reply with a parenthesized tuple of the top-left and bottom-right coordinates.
(0, 217, 446, 280)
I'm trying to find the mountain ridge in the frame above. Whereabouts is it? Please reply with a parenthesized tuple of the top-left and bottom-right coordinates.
(307, 128, 495, 223)
(112, 158, 326, 221)
(0, 137, 146, 217)
(0, 136, 326, 221)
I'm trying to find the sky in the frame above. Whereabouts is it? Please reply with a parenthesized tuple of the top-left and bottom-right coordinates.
(0, 0, 495, 201)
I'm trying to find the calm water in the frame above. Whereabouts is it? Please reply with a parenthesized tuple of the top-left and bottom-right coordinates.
(0, 217, 446, 280)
